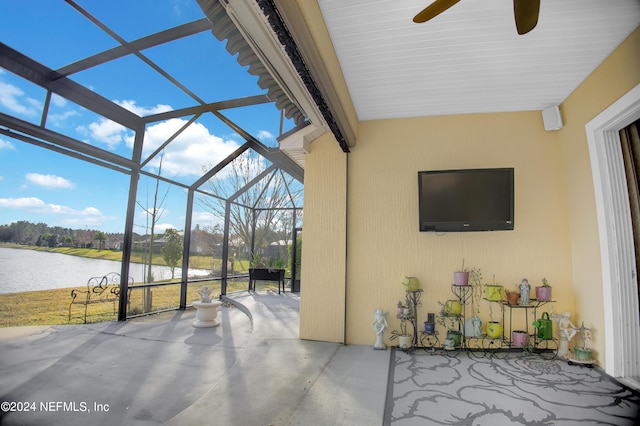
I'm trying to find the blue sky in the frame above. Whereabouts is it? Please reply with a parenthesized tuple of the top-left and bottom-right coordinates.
(0, 0, 298, 234)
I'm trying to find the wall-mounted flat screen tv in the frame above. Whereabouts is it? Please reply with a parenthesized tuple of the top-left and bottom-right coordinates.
(418, 168, 514, 232)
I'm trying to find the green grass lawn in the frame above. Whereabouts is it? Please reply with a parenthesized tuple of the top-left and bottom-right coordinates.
(0, 244, 273, 327)
(0, 278, 283, 328)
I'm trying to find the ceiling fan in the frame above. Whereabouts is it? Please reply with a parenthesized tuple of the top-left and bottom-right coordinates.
(413, 0, 540, 35)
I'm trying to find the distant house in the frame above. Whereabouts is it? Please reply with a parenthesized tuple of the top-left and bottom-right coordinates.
(106, 234, 124, 251)
(264, 240, 289, 260)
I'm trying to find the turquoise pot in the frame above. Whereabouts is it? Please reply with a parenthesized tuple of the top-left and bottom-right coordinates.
(574, 347, 593, 361)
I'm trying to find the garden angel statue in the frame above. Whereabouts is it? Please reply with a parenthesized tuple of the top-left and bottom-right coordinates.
(198, 285, 213, 303)
(373, 308, 389, 350)
(553, 311, 578, 358)
(519, 278, 530, 306)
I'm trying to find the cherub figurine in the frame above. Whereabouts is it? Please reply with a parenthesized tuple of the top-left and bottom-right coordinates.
(553, 311, 578, 358)
(198, 285, 212, 303)
(373, 309, 389, 350)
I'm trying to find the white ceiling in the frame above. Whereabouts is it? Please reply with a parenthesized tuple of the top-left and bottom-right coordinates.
(317, 0, 640, 121)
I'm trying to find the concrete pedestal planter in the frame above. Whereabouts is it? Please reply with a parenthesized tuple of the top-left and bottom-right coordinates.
(398, 335, 412, 349)
(192, 300, 222, 327)
(192, 285, 221, 328)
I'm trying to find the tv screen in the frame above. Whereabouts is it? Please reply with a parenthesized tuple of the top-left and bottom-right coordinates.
(418, 168, 514, 232)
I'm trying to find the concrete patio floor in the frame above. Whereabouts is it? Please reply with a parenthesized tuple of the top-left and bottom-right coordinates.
(0, 291, 390, 426)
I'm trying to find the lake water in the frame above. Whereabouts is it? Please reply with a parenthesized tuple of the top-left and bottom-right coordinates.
(0, 247, 210, 294)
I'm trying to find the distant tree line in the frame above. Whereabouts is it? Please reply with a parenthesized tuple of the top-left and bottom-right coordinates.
(0, 220, 112, 248)
(0, 219, 297, 263)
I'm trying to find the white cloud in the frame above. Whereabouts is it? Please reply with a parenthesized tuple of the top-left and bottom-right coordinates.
(88, 119, 128, 149)
(191, 210, 223, 228)
(171, 0, 194, 16)
(48, 109, 79, 127)
(50, 94, 67, 107)
(25, 173, 76, 189)
(0, 81, 41, 117)
(134, 209, 177, 234)
(142, 119, 240, 177)
(155, 223, 176, 233)
(41, 94, 77, 128)
(0, 197, 105, 219)
(0, 139, 16, 150)
(257, 130, 275, 142)
(0, 198, 113, 229)
(75, 101, 239, 172)
(115, 99, 172, 116)
(76, 118, 128, 149)
(75, 101, 171, 150)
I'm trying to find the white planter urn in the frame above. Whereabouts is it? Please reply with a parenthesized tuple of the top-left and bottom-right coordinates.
(192, 300, 222, 328)
(398, 335, 412, 349)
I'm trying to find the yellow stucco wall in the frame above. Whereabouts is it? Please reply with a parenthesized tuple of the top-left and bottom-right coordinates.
(559, 26, 640, 363)
(299, 6, 639, 367)
(299, 132, 347, 343)
(346, 112, 572, 346)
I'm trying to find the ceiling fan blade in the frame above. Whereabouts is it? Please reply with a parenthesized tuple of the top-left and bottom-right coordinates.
(413, 0, 461, 23)
(513, 0, 540, 35)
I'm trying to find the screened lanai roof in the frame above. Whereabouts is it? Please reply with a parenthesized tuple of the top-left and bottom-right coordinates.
(0, 0, 315, 315)
(0, 0, 310, 184)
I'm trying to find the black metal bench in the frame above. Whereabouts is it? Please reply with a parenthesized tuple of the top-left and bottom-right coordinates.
(248, 268, 286, 294)
(69, 272, 133, 323)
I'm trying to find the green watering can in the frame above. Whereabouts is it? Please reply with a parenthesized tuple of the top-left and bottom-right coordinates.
(532, 312, 553, 340)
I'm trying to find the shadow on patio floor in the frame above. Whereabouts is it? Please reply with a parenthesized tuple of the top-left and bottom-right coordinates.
(0, 290, 390, 426)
